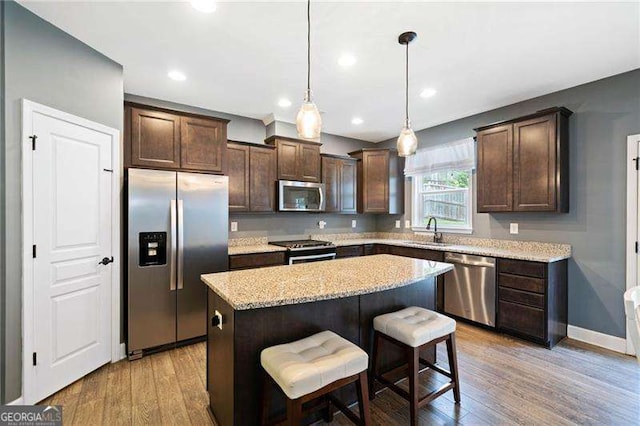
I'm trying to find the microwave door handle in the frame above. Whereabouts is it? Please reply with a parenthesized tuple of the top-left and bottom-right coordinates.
(319, 186, 325, 211)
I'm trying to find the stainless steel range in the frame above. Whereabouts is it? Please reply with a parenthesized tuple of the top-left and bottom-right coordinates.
(269, 239, 336, 264)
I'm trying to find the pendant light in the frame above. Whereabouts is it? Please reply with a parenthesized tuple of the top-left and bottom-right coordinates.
(397, 31, 418, 157)
(296, 0, 322, 139)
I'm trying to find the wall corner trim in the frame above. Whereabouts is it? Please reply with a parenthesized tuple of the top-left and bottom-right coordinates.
(7, 397, 24, 405)
(567, 325, 627, 354)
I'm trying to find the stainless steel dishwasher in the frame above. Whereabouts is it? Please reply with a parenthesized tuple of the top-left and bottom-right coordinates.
(443, 253, 496, 327)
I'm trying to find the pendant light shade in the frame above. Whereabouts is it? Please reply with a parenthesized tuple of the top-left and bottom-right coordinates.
(296, 0, 322, 139)
(397, 31, 418, 157)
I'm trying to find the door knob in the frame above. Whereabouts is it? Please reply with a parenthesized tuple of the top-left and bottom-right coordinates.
(98, 256, 114, 265)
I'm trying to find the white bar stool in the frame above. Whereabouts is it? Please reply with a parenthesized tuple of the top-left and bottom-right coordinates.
(370, 307, 461, 425)
(260, 330, 371, 425)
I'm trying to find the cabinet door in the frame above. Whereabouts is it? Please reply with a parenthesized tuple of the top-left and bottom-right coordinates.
(362, 151, 389, 213)
(131, 107, 180, 169)
(300, 144, 321, 182)
(276, 140, 300, 180)
(477, 124, 513, 212)
(340, 159, 358, 214)
(227, 143, 250, 212)
(513, 115, 557, 211)
(250, 146, 276, 212)
(322, 157, 340, 212)
(180, 116, 227, 173)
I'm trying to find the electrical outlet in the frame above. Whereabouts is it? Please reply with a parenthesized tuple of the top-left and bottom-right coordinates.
(230, 222, 238, 232)
(351, 219, 357, 228)
(213, 310, 223, 330)
(318, 220, 327, 230)
(405, 220, 411, 229)
(395, 220, 401, 228)
(510, 223, 519, 234)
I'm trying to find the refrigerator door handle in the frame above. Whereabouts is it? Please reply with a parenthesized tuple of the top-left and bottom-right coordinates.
(170, 199, 177, 291)
(177, 199, 184, 290)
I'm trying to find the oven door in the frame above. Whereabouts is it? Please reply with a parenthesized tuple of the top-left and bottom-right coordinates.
(278, 180, 326, 212)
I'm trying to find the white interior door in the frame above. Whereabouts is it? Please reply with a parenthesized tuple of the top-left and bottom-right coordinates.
(25, 104, 115, 403)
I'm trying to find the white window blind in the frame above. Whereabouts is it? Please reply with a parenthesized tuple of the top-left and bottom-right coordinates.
(404, 137, 475, 176)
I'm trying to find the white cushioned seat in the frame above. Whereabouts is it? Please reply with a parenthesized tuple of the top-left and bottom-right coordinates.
(261, 331, 368, 400)
(373, 307, 456, 348)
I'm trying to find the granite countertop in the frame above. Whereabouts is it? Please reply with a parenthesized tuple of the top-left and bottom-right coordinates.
(228, 244, 287, 255)
(202, 254, 452, 310)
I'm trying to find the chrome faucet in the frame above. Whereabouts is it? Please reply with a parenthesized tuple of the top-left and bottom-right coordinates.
(426, 217, 443, 244)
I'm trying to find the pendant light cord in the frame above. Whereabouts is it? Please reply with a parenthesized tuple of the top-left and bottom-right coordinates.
(307, 0, 311, 92)
(405, 43, 409, 122)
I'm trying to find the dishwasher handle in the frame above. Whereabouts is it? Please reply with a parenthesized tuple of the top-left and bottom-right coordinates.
(444, 253, 496, 268)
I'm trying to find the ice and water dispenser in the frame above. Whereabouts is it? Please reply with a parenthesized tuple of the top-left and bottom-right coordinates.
(138, 232, 167, 266)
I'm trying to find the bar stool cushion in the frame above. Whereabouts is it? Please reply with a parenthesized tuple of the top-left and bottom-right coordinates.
(261, 330, 368, 400)
(374, 307, 456, 348)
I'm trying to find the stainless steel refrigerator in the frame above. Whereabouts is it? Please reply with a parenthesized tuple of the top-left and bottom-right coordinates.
(127, 168, 228, 359)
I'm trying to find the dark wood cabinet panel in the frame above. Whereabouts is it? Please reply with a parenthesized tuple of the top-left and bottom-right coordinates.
(130, 107, 181, 169)
(387, 245, 444, 261)
(266, 136, 322, 182)
(227, 143, 250, 212)
(513, 115, 557, 211)
(349, 149, 403, 214)
(475, 107, 571, 213)
(499, 258, 546, 278)
(229, 252, 285, 270)
(249, 145, 276, 212)
(498, 287, 545, 309)
(498, 273, 545, 293)
(321, 155, 358, 214)
(477, 124, 513, 212)
(363, 244, 376, 256)
(498, 300, 545, 340)
(180, 116, 227, 173)
(335, 245, 364, 258)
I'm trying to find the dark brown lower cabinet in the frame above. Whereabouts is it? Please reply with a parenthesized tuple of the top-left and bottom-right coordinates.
(335, 245, 364, 258)
(496, 259, 567, 348)
(228, 252, 285, 270)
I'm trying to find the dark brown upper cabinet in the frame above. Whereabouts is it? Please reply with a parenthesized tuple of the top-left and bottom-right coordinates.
(321, 154, 357, 214)
(124, 103, 229, 174)
(348, 148, 404, 214)
(265, 136, 321, 182)
(475, 107, 571, 213)
(227, 141, 276, 213)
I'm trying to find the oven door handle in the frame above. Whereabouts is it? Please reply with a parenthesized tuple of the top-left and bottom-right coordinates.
(288, 252, 337, 265)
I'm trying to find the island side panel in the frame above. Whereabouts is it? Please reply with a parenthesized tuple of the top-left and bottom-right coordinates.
(360, 277, 437, 377)
(233, 297, 361, 425)
(207, 289, 235, 426)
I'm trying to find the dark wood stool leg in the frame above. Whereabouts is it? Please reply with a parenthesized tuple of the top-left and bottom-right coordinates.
(408, 346, 420, 426)
(323, 397, 334, 423)
(356, 371, 371, 425)
(446, 332, 461, 403)
(369, 331, 380, 400)
(287, 397, 303, 425)
(261, 371, 271, 425)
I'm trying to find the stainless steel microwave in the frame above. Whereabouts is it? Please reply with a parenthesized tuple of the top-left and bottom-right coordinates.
(278, 180, 326, 212)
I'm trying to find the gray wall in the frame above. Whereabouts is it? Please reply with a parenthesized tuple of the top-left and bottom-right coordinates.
(379, 69, 640, 338)
(2, 1, 124, 403)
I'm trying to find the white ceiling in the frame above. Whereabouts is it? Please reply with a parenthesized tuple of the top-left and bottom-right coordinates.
(19, 1, 640, 142)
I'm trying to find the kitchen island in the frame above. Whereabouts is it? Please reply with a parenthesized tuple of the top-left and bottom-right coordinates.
(201, 254, 453, 425)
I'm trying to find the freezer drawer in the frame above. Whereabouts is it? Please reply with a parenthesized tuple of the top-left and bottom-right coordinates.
(443, 253, 496, 327)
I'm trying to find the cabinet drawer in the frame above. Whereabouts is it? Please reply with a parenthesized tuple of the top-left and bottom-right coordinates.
(498, 300, 545, 340)
(499, 259, 546, 278)
(498, 286, 544, 309)
(229, 252, 285, 270)
(374, 244, 391, 255)
(499, 273, 545, 294)
(363, 244, 376, 256)
(336, 245, 364, 258)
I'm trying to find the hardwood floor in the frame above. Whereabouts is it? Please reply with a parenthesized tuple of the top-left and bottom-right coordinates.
(41, 323, 640, 425)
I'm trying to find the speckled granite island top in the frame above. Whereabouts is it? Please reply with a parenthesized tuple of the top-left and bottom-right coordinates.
(201, 254, 452, 310)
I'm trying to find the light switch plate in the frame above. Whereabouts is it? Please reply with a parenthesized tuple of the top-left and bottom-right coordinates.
(510, 223, 519, 234)
(230, 222, 238, 232)
(405, 220, 411, 229)
(351, 219, 357, 228)
(395, 220, 401, 228)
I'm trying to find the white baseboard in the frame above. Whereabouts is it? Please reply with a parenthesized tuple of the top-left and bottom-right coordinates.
(118, 343, 126, 361)
(7, 396, 24, 405)
(567, 325, 627, 354)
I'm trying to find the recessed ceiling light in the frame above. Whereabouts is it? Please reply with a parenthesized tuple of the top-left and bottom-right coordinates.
(351, 117, 364, 125)
(191, 0, 216, 13)
(338, 54, 357, 67)
(420, 88, 437, 98)
(278, 98, 292, 108)
(168, 70, 186, 81)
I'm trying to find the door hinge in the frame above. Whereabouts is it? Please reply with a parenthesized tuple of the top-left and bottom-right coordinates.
(29, 135, 37, 151)
(635, 241, 638, 253)
(32, 352, 37, 366)
(32, 245, 37, 258)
